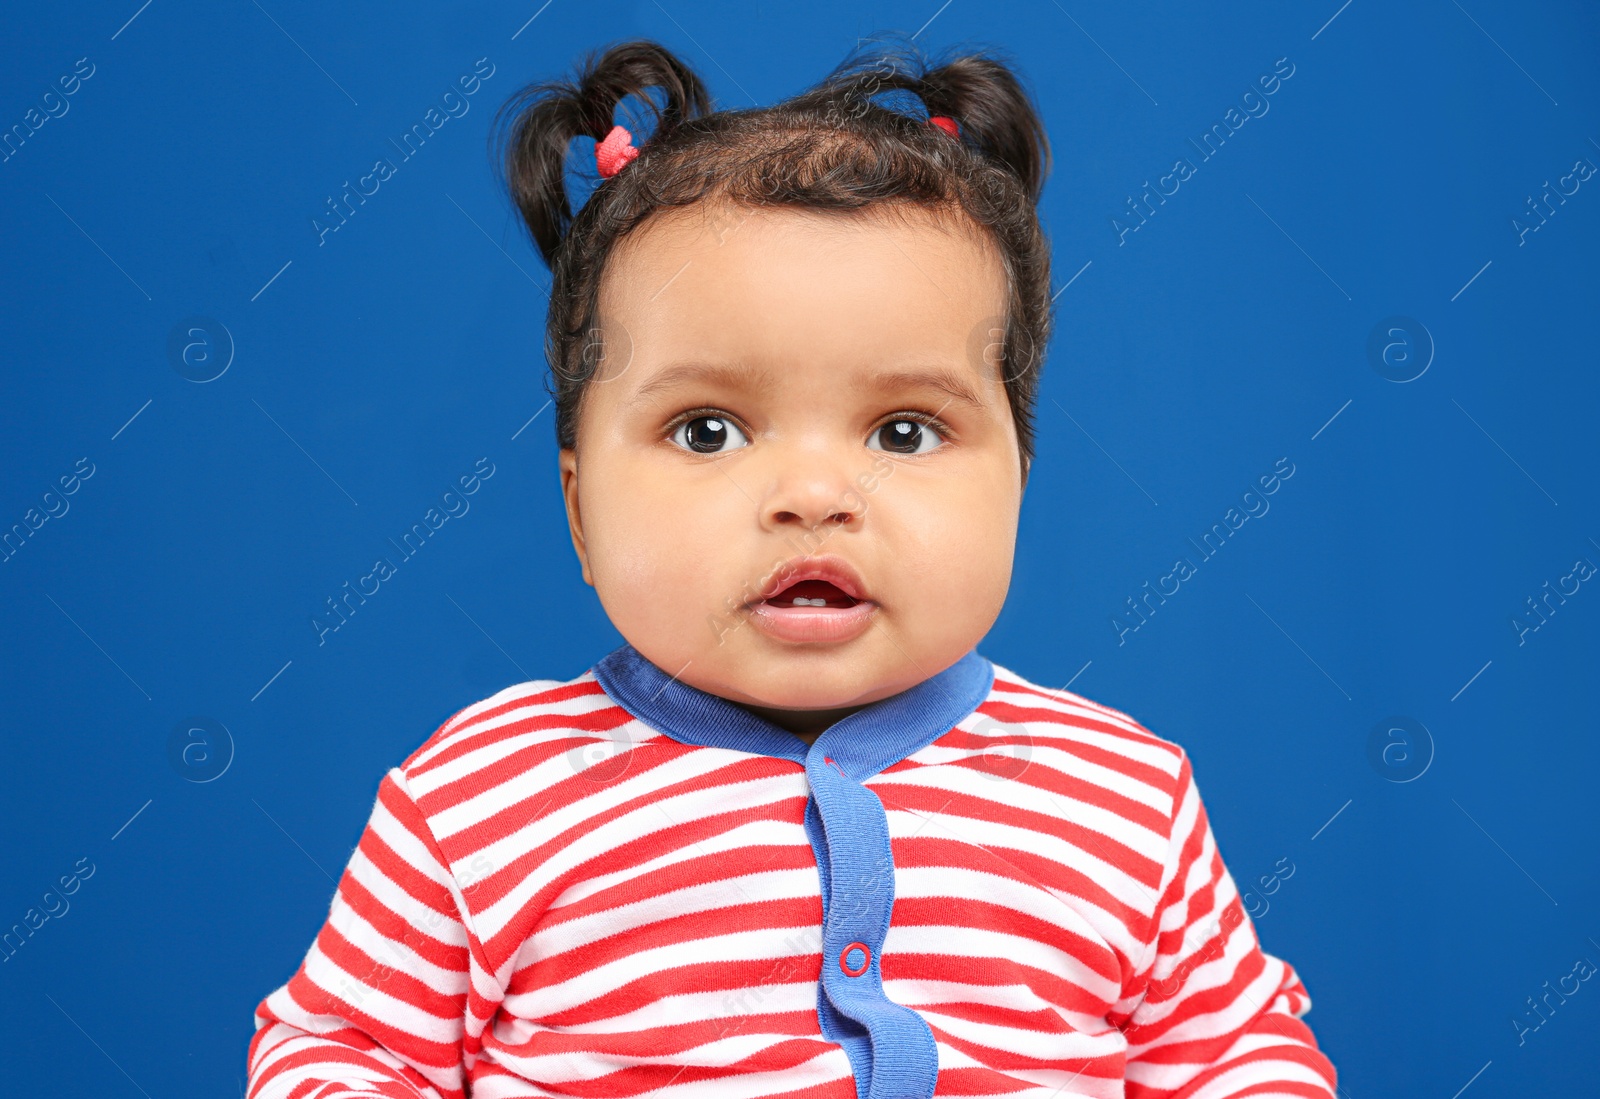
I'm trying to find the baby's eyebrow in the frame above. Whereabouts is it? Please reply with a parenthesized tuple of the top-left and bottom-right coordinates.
(865, 368, 987, 412)
(626, 361, 989, 413)
(629, 361, 777, 405)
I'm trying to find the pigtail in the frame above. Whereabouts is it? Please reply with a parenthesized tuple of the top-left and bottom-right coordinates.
(492, 40, 713, 267)
(918, 55, 1051, 205)
(800, 34, 1051, 205)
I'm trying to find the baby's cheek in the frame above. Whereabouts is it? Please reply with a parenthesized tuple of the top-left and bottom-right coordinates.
(590, 502, 730, 625)
(901, 479, 1016, 576)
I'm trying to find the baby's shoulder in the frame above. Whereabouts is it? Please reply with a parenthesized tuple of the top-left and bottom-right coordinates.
(979, 658, 1190, 785)
(396, 668, 621, 780)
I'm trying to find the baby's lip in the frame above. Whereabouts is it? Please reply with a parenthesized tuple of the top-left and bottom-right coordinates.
(751, 554, 871, 605)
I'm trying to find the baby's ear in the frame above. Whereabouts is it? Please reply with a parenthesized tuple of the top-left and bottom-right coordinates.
(558, 448, 594, 586)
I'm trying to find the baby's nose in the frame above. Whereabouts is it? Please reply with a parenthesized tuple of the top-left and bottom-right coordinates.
(758, 461, 866, 532)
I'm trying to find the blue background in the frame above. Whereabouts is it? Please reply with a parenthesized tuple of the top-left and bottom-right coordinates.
(2, 0, 1597, 1095)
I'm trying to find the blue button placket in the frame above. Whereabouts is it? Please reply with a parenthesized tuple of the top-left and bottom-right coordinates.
(592, 644, 995, 1099)
(804, 746, 936, 1099)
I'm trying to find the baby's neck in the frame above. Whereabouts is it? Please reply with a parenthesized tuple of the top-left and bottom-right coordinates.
(732, 699, 873, 745)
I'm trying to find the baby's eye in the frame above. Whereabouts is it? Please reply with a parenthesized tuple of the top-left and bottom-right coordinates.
(670, 414, 750, 454)
(867, 418, 946, 455)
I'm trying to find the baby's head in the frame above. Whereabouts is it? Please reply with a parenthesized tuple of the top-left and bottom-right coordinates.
(495, 37, 1052, 735)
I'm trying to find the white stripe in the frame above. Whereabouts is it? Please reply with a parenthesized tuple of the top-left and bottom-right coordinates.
(531, 865, 823, 955)
(409, 688, 625, 792)
(472, 762, 808, 936)
(881, 803, 1163, 917)
(877, 754, 1174, 858)
(510, 925, 836, 1019)
(552, 816, 810, 908)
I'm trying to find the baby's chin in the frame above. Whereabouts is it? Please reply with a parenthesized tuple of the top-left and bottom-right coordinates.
(608, 588, 996, 715)
(671, 633, 939, 714)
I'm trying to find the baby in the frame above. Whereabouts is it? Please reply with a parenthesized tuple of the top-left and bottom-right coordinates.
(247, 36, 1338, 1099)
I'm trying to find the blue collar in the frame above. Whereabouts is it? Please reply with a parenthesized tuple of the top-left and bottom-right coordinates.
(591, 642, 995, 778)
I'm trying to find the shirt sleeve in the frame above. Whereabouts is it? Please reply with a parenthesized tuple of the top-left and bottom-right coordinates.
(1117, 750, 1338, 1099)
(246, 767, 477, 1099)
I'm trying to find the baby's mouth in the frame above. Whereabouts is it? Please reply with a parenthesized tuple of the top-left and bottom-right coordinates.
(743, 556, 878, 644)
(760, 579, 862, 609)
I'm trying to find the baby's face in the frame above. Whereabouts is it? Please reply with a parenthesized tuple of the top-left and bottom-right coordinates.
(559, 201, 1023, 730)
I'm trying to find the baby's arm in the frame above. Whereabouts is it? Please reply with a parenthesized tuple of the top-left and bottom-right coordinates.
(1117, 751, 1338, 1098)
(246, 767, 476, 1099)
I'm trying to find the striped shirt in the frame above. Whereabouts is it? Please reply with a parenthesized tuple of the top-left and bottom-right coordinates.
(247, 642, 1337, 1098)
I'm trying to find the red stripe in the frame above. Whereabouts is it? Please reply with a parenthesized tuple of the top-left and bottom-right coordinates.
(477, 778, 807, 961)
(487, 1007, 824, 1060)
(334, 862, 464, 975)
(887, 951, 1110, 1020)
(882, 781, 1165, 892)
(911, 727, 1173, 835)
(526, 1036, 840, 1098)
(889, 894, 1120, 984)
(545, 842, 818, 928)
(534, 893, 827, 986)
(403, 680, 608, 772)
(448, 752, 790, 916)
(313, 917, 464, 1022)
(538, 956, 820, 1028)
(974, 699, 1182, 794)
(931, 1064, 1058, 1094)
(989, 676, 1175, 747)
(280, 967, 459, 1069)
(252, 1027, 464, 1099)
(414, 707, 640, 811)
(891, 835, 1149, 974)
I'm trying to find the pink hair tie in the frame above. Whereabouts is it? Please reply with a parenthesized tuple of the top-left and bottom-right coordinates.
(595, 124, 640, 178)
(928, 115, 959, 138)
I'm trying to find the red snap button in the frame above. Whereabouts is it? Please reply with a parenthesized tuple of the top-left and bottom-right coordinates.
(839, 941, 871, 977)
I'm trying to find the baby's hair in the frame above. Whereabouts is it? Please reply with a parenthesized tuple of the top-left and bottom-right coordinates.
(491, 33, 1053, 475)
